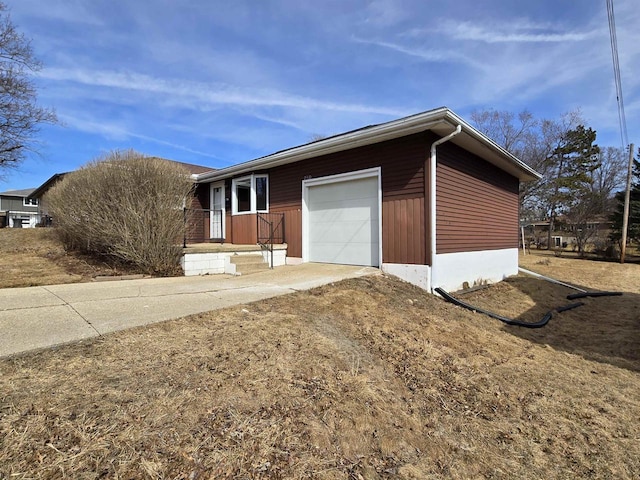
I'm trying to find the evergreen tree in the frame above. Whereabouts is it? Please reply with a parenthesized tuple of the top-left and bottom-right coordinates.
(610, 149, 640, 244)
(542, 125, 600, 248)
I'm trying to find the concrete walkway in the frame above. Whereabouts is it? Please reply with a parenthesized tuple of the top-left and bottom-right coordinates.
(0, 264, 378, 358)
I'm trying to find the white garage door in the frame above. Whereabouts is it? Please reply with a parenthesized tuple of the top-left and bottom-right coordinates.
(306, 175, 380, 267)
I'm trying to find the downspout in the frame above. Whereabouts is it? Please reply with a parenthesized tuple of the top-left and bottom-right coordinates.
(429, 124, 462, 292)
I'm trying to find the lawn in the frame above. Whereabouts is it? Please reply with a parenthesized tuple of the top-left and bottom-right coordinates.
(0, 251, 638, 478)
(0, 229, 143, 287)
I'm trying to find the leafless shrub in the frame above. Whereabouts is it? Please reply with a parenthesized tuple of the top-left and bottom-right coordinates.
(44, 150, 193, 275)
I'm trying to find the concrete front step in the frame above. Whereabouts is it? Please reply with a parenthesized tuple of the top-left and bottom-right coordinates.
(230, 254, 269, 275)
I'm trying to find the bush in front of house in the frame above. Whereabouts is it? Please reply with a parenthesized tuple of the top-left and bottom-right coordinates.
(44, 150, 194, 275)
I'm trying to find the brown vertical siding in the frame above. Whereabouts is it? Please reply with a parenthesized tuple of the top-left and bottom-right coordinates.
(268, 207, 302, 257)
(268, 132, 428, 264)
(225, 211, 232, 243)
(217, 130, 520, 262)
(231, 214, 258, 244)
(436, 142, 519, 254)
(381, 197, 425, 264)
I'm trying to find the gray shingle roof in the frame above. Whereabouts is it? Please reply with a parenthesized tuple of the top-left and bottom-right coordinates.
(0, 188, 36, 197)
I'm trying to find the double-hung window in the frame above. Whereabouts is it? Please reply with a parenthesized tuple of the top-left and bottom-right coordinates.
(232, 174, 268, 214)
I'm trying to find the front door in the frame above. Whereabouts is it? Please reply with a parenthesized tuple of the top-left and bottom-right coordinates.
(210, 183, 225, 240)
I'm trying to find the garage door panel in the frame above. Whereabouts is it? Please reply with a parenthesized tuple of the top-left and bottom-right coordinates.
(309, 219, 376, 244)
(306, 175, 379, 267)
(308, 180, 374, 202)
(309, 242, 380, 266)
(308, 204, 377, 222)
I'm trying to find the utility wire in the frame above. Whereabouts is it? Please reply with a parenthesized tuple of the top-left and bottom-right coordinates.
(606, 0, 628, 149)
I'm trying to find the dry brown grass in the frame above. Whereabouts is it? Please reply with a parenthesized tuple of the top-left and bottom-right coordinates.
(0, 228, 142, 288)
(1, 255, 639, 478)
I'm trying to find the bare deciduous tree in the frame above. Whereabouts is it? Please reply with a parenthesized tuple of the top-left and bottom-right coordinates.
(471, 109, 584, 221)
(0, 2, 56, 173)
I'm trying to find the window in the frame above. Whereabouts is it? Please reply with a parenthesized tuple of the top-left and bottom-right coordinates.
(255, 176, 267, 211)
(235, 177, 252, 213)
(232, 174, 268, 214)
(23, 197, 38, 207)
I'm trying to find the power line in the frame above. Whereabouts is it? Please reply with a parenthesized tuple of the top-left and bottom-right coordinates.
(606, 0, 628, 149)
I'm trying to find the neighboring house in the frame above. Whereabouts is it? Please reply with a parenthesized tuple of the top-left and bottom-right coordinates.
(522, 217, 613, 250)
(0, 188, 40, 228)
(190, 107, 540, 292)
(30, 172, 69, 220)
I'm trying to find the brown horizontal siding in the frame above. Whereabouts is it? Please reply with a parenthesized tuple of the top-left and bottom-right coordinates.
(382, 197, 425, 264)
(436, 143, 519, 254)
(269, 133, 428, 263)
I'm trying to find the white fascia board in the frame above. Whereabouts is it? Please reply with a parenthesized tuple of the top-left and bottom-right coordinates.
(196, 107, 541, 184)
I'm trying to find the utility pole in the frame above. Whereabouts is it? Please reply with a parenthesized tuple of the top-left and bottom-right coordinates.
(620, 143, 634, 263)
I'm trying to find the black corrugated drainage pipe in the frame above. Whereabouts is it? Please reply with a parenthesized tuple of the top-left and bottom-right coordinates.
(434, 287, 585, 329)
(566, 291, 623, 300)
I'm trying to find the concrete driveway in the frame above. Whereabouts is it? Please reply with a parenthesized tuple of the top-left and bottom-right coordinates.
(0, 264, 379, 358)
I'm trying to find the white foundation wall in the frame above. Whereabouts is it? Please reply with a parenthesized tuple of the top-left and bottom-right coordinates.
(433, 248, 519, 292)
(181, 252, 227, 276)
(181, 248, 287, 276)
(260, 248, 287, 268)
(382, 263, 431, 291)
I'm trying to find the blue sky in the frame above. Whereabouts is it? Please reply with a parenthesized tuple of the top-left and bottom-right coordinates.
(2, 0, 639, 191)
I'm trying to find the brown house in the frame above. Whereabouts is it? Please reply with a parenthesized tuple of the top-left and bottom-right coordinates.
(191, 107, 540, 292)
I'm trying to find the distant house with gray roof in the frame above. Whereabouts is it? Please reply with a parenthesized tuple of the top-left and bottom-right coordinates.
(0, 188, 40, 228)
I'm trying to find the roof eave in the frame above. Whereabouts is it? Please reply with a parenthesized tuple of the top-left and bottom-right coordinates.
(442, 110, 541, 182)
(196, 108, 451, 183)
(196, 107, 541, 183)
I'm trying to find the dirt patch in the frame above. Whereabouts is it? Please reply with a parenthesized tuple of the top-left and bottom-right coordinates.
(1, 261, 639, 478)
(0, 229, 144, 287)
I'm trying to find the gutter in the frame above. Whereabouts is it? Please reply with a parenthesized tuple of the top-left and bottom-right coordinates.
(429, 124, 462, 292)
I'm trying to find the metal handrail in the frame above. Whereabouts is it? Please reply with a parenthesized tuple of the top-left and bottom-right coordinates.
(257, 213, 285, 268)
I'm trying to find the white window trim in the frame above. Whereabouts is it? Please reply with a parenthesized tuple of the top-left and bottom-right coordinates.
(301, 167, 382, 265)
(23, 197, 38, 207)
(231, 174, 269, 215)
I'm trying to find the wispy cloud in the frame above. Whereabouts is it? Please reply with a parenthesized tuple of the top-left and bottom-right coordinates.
(439, 20, 598, 43)
(59, 113, 223, 160)
(39, 67, 408, 117)
(352, 36, 483, 68)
